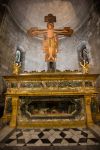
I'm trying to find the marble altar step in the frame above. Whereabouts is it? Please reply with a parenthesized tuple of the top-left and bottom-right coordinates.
(0, 127, 100, 147)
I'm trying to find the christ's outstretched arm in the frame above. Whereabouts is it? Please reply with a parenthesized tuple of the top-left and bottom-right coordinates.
(27, 27, 47, 37)
(54, 27, 73, 36)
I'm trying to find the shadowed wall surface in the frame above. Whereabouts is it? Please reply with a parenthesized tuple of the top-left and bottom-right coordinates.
(0, 0, 100, 111)
(1, 0, 99, 73)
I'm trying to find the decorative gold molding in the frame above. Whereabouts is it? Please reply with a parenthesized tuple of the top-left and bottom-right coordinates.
(6, 88, 97, 96)
(2, 72, 100, 128)
(3, 73, 99, 81)
(18, 120, 86, 128)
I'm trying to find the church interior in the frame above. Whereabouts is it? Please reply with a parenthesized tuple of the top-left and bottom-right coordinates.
(0, 0, 100, 150)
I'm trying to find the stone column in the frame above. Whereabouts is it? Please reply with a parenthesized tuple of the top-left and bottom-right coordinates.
(85, 95, 94, 126)
(2, 96, 8, 121)
(10, 96, 18, 128)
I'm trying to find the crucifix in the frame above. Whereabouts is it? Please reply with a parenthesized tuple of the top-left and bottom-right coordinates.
(28, 14, 73, 70)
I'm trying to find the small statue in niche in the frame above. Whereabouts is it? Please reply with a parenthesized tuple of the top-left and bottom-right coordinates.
(79, 45, 89, 74)
(13, 48, 22, 75)
(15, 49, 21, 64)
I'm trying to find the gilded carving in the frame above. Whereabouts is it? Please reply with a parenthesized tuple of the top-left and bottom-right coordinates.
(10, 96, 18, 127)
(2, 72, 99, 127)
(12, 63, 21, 75)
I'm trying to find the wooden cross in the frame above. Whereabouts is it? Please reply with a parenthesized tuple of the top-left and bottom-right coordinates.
(28, 14, 74, 63)
(44, 14, 56, 24)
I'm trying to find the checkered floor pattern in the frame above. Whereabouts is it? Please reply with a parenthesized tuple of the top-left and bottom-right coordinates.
(1, 128, 100, 146)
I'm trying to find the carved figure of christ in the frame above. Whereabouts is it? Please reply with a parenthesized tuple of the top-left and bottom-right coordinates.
(28, 15, 73, 62)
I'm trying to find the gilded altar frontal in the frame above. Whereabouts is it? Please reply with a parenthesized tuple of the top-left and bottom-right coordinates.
(0, 0, 100, 150)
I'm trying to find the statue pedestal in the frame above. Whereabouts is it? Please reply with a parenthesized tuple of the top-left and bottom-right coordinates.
(12, 63, 21, 75)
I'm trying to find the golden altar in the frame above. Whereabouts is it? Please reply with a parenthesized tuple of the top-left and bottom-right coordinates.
(2, 72, 100, 128)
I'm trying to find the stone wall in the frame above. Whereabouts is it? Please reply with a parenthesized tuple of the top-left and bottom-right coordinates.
(0, 0, 100, 109)
(0, 0, 95, 73)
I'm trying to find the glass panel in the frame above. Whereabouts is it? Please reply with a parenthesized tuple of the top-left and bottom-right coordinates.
(18, 96, 84, 121)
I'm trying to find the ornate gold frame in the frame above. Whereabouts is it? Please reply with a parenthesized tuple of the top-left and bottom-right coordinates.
(2, 72, 99, 128)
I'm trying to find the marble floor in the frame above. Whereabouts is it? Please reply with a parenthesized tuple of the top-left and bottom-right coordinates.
(0, 127, 100, 147)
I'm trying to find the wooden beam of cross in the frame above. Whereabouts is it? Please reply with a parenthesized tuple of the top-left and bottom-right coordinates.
(44, 14, 56, 24)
